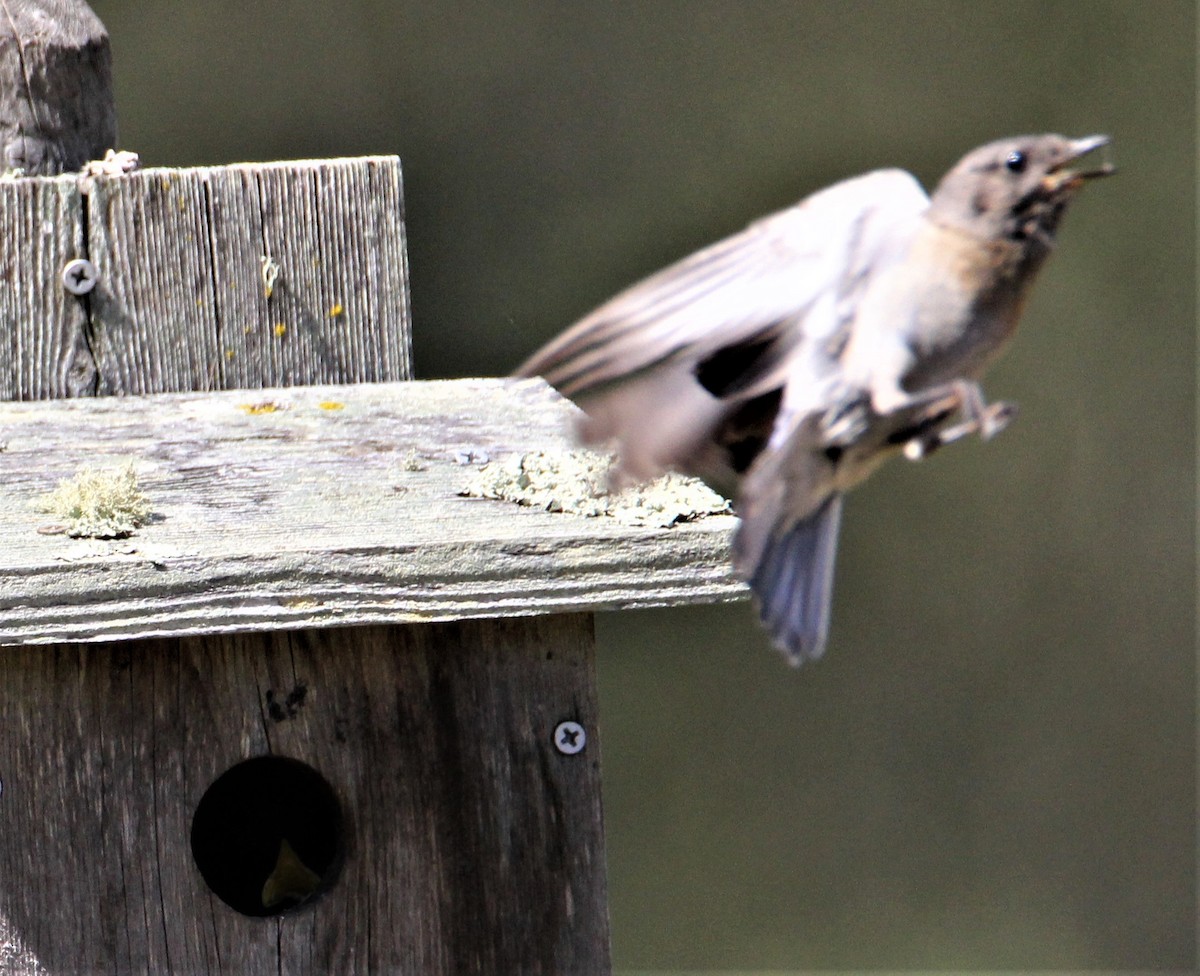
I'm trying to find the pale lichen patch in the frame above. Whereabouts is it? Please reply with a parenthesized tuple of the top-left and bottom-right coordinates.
(461, 450, 732, 528)
(35, 461, 151, 538)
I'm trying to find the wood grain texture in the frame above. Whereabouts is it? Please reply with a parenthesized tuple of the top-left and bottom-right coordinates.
(0, 138, 614, 976)
(0, 377, 744, 644)
(0, 614, 609, 975)
(0, 172, 90, 399)
(0, 156, 413, 400)
(0, 0, 117, 175)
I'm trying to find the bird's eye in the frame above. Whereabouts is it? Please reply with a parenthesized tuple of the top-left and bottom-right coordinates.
(1005, 149, 1028, 173)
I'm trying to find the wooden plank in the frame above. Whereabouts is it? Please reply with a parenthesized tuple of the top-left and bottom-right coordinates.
(85, 157, 413, 393)
(0, 614, 609, 974)
(0, 377, 744, 644)
(0, 174, 91, 399)
(0, 157, 413, 400)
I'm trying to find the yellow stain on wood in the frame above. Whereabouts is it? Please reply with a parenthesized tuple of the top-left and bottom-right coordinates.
(282, 597, 321, 609)
(238, 402, 283, 415)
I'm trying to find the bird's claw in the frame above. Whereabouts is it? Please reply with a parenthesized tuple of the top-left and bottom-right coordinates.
(821, 379, 1016, 463)
(820, 395, 871, 447)
(902, 391, 1017, 461)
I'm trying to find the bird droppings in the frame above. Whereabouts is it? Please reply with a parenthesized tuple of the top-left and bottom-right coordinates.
(460, 449, 732, 528)
(35, 461, 150, 538)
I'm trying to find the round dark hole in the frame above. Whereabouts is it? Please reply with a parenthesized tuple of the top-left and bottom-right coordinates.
(190, 756, 343, 917)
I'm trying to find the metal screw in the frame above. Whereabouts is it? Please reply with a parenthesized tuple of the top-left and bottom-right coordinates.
(61, 258, 98, 296)
(553, 721, 586, 755)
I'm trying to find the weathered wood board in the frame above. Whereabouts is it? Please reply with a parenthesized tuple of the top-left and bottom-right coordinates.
(0, 613, 608, 975)
(0, 173, 86, 399)
(0, 156, 413, 400)
(0, 377, 744, 644)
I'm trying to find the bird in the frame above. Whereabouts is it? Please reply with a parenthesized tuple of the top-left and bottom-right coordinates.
(515, 134, 1112, 665)
(261, 837, 323, 911)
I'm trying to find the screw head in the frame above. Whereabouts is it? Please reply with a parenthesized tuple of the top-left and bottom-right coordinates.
(553, 721, 586, 755)
(62, 258, 98, 296)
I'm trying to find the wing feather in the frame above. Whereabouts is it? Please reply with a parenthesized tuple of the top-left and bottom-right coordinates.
(516, 168, 929, 400)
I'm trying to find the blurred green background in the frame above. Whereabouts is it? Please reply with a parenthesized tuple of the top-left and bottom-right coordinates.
(91, 0, 1194, 969)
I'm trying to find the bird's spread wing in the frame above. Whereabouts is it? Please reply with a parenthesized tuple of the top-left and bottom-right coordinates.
(515, 169, 928, 488)
(517, 168, 928, 399)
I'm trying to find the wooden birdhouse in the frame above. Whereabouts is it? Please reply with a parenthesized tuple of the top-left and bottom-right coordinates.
(0, 14, 742, 969)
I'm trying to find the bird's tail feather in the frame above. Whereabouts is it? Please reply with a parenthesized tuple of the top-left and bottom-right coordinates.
(748, 493, 843, 665)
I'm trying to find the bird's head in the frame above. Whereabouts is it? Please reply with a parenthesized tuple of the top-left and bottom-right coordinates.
(930, 134, 1114, 250)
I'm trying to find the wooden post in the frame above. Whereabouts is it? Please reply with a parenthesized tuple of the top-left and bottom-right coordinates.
(0, 154, 744, 973)
(0, 0, 116, 175)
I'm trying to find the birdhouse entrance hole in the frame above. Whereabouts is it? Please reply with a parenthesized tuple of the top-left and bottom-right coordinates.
(190, 756, 343, 917)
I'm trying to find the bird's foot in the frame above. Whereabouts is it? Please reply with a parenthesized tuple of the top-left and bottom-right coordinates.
(820, 395, 872, 448)
(900, 381, 1017, 460)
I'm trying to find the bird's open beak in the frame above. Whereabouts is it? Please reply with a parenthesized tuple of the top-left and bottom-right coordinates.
(1047, 135, 1116, 191)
